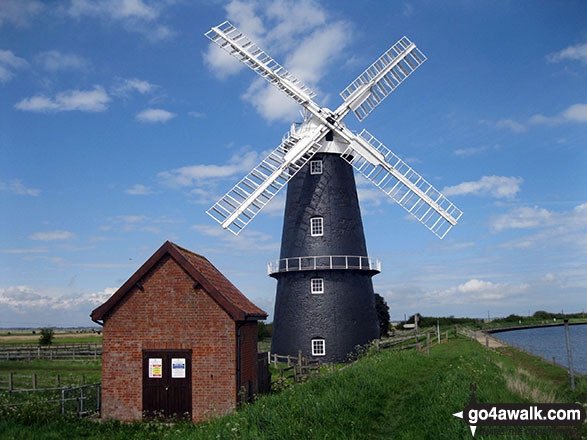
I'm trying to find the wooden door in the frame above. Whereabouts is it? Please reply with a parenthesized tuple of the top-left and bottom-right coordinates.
(142, 350, 191, 419)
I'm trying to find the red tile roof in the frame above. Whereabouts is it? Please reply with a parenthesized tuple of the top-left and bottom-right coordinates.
(91, 241, 267, 323)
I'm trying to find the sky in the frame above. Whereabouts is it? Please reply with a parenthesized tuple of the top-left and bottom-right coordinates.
(0, 0, 586, 328)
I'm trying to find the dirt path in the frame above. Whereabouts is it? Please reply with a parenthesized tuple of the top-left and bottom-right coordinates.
(459, 328, 507, 348)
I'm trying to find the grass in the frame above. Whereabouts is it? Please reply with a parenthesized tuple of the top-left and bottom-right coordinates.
(0, 336, 102, 346)
(0, 337, 584, 439)
(0, 359, 102, 389)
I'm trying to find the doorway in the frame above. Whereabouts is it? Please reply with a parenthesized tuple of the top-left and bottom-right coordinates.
(142, 349, 192, 419)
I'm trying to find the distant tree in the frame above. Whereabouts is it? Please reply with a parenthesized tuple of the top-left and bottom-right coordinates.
(375, 293, 390, 337)
(39, 328, 54, 346)
(258, 322, 272, 340)
(533, 310, 555, 320)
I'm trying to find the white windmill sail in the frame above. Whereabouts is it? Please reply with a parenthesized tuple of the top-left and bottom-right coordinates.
(207, 128, 325, 234)
(337, 37, 426, 121)
(341, 130, 462, 238)
(205, 21, 316, 105)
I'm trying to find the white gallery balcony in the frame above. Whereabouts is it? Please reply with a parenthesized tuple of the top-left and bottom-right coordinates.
(267, 255, 381, 276)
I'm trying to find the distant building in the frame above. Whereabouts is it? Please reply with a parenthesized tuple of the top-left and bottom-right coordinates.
(91, 241, 267, 422)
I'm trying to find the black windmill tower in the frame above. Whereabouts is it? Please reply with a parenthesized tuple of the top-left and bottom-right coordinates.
(205, 22, 463, 362)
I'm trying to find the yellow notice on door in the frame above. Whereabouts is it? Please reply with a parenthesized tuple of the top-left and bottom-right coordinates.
(149, 358, 162, 378)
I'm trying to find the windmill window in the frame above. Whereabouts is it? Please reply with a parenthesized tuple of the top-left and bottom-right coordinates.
(312, 339, 325, 356)
(311, 278, 324, 294)
(310, 160, 323, 175)
(310, 217, 323, 236)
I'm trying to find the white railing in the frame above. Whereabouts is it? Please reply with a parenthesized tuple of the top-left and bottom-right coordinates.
(267, 255, 381, 275)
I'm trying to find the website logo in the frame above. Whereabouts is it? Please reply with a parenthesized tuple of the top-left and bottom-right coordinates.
(453, 384, 585, 437)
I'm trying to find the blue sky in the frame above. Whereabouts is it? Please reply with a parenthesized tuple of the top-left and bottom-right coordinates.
(0, 0, 586, 327)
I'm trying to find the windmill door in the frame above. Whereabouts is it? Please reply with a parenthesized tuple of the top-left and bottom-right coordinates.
(142, 350, 192, 419)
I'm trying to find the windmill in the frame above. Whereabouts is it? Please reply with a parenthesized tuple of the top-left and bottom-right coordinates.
(205, 21, 462, 362)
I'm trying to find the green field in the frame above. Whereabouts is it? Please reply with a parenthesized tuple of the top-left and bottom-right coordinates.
(0, 337, 584, 439)
(0, 359, 101, 389)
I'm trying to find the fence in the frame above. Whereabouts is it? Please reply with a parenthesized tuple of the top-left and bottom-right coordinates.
(0, 372, 91, 391)
(1, 383, 101, 416)
(0, 344, 102, 361)
(266, 329, 451, 388)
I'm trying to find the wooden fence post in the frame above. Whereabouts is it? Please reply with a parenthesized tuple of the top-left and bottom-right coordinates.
(9, 372, 13, 391)
(563, 319, 575, 391)
(298, 350, 302, 367)
(329, 362, 334, 373)
(552, 356, 556, 365)
(287, 355, 291, 366)
(32, 373, 37, 389)
(426, 332, 431, 355)
(485, 336, 489, 347)
(56, 374, 60, 387)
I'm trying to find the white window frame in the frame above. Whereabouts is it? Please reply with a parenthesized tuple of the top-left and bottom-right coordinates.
(311, 278, 324, 294)
(310, 217, 323, 237)
(310, 160, 323, 175)
(312, 339, 325, 356)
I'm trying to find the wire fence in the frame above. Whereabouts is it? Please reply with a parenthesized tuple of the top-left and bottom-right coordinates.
(0, 383, 101, 416)
(0, 344, 102, 361)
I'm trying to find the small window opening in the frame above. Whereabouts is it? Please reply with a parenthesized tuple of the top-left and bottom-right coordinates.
(310, 217, 323, 236)
(312, 339, 325, 356)
(310, 160, 323, 175)
(311, 278, 324, 294)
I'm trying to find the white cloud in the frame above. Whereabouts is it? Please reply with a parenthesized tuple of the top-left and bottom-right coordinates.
(112, 77, 155, 96)
(529, 103, 587, 125)
(65, 0, 173, 41)
(496, 118, 526, 133)
(425, 279, 529, 304)
(491, 206, 553, 232)
(188, 111, 206, 119)
(442, 176, 523, 200)
(0, 0, 44, 27)
(103, 214, 178, 234)
(192, 224, 279, 253)
(0, 49, 28, 83)
(546, 42, 587, 65)
(0, 247, 47, 254)
(125, 184, 154, 195)
(491, 203, 587, 243)
(453, 145, 489, 157)
(15, 85, 110, 112)
(136, 108, 175, 123)
(0, 285, 116, 311)
(0, 179, 40, 196)
(35, 50, 89, 72)
(158, 150, 261, 187)
(28, 230, 76, 241)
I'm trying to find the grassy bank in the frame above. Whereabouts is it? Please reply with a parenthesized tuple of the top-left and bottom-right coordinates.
(0, 338, 584, 439)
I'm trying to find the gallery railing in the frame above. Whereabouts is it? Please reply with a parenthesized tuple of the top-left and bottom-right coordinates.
(267, 255, 381, 275)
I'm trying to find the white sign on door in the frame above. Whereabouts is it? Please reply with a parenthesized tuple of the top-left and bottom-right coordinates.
(149, 358, 162, 378)
(171, 358, 186, 378)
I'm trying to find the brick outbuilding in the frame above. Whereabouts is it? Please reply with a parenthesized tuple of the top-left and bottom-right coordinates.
(91, 241, 267, 422)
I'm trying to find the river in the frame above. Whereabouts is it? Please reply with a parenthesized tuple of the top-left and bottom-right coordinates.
(494, 324, 586, 374)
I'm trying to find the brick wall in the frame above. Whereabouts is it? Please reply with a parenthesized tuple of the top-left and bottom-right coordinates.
(238, 321, 259, 397)
(101, 254, 237, 422)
